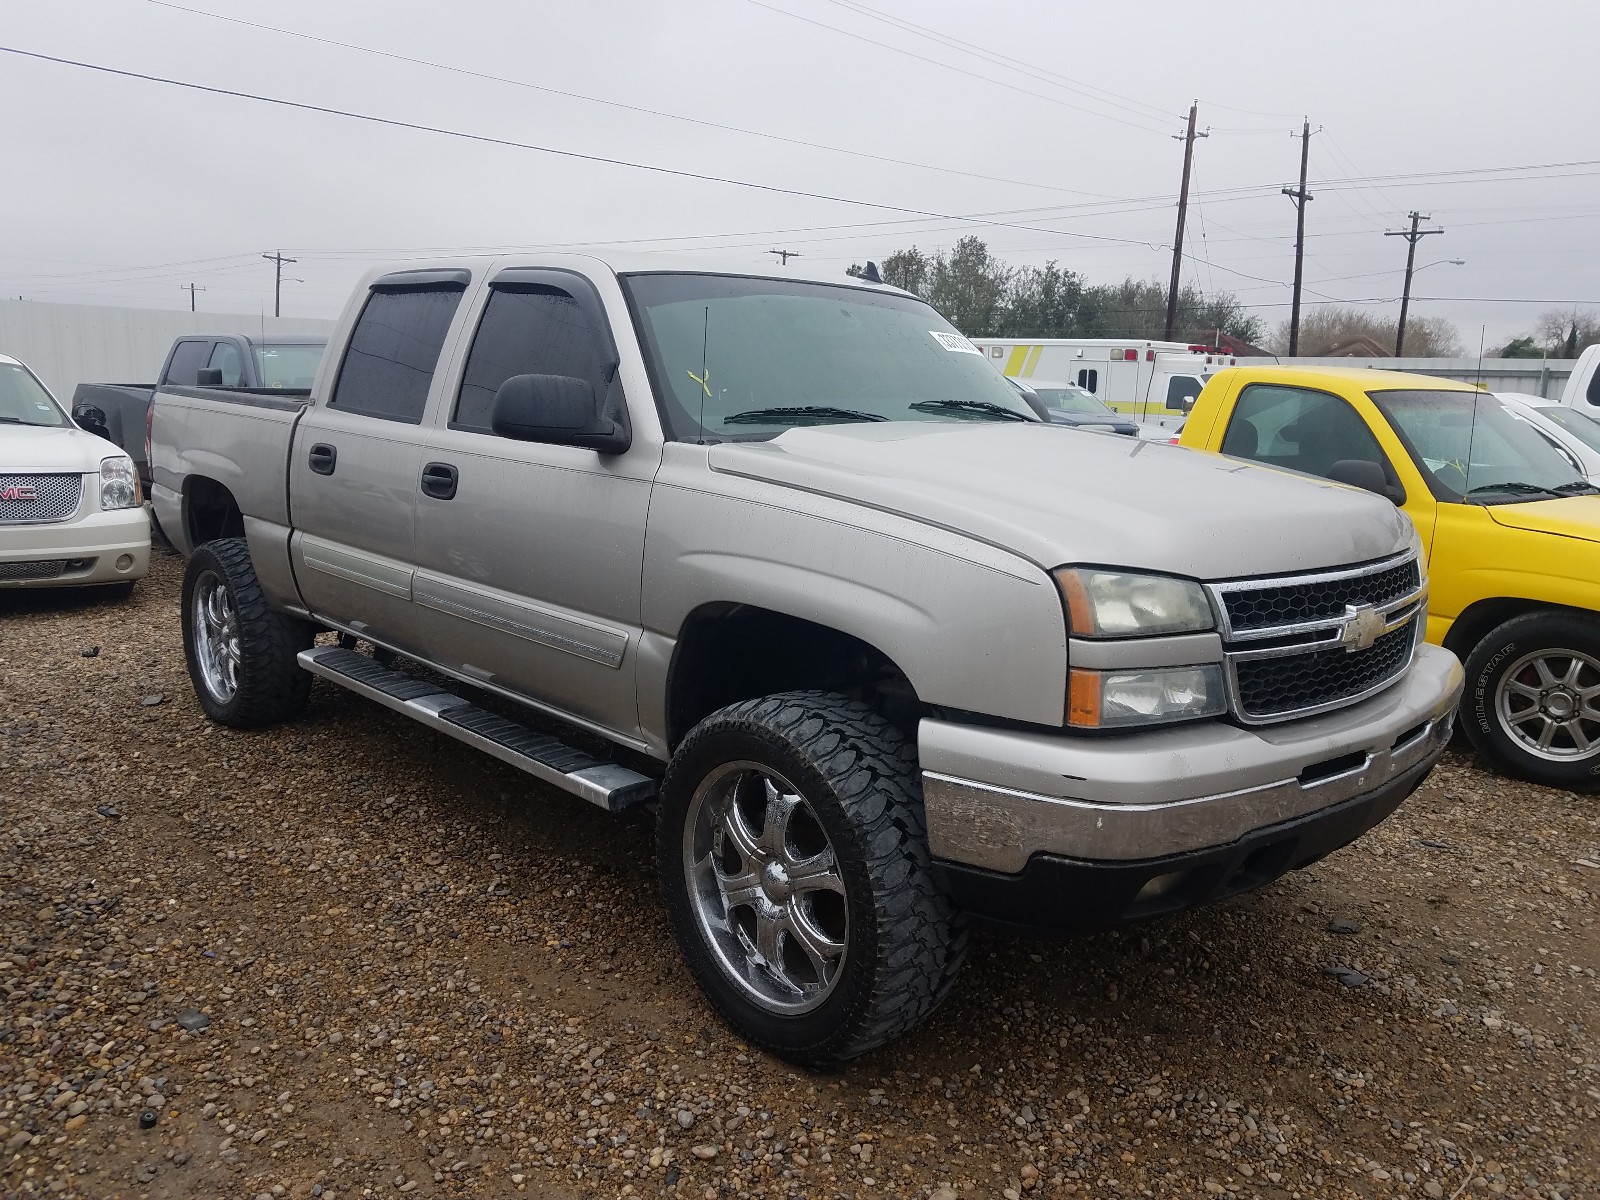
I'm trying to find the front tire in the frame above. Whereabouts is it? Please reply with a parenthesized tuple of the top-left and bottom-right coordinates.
(657, 691, 965, 1067)
(181, 538, 314, 728)
(1462, 610, 1600, 791)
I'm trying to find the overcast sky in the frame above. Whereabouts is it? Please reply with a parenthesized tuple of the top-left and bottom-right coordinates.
(3, 0, 1596, 347)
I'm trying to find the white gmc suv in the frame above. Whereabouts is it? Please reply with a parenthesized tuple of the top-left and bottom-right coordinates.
(0, 353, 149, 595)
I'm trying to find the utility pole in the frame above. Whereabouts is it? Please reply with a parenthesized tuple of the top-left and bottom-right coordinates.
(767, 249, 801, 265)
(1163, 102, 1206, 340)
(1281, 120, 1315, 356)
(1386, 212, 1443, 356)
(180, 283, 206, 312)
(262, 250, 297, 317)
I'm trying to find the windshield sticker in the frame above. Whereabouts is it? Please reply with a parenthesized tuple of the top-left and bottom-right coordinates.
(929, 331, 982, 354)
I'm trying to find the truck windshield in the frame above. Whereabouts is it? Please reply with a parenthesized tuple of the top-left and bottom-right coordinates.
(1537, 405, 1600, 454)
(1032, 386, 1117, 418)
(623, 273, 1038, 440)
(1371, 388, 1594, 503)
(0, 363, 68, 427)
(253, 344, 324, 390)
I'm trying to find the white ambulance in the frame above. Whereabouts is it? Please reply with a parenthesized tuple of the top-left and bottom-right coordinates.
(970, 338, 1244, 431)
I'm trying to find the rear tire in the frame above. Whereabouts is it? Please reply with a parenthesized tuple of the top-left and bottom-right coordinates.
(1462, 610, 1600, 792)
(181, 537, 315, 728)
(657, 691, 966, 1067)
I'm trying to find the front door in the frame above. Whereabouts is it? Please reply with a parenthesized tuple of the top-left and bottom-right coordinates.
(409, 270, 658, 740)
(289, 277, 469, 650)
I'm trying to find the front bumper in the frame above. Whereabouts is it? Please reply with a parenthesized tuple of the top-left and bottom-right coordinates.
(0, 505, 151, 587)
(919, 643, 1462, 929)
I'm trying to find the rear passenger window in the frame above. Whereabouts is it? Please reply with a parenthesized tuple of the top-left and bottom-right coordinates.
(330, 287, 464, 423)
(453, 285, 613, 432)
(163, 340, 209, 386)
(208, 341, 245, 387)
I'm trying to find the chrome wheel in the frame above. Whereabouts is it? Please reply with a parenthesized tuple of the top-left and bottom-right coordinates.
(683, 761, 849, 1015)
(191, 570, 241, 705)
(1495, 648, 1600, 762)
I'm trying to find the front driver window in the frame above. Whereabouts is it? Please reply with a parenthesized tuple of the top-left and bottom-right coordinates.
(1221, 383, 1389, 481)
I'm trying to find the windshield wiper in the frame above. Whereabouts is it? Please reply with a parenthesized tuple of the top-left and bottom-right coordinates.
(1553, 480, 1600, 495)
(722, 406, 890, 426)
(907, 399, 1031, 422)
(1463, 481, 1567, 502)
(0, 416, 25, 424)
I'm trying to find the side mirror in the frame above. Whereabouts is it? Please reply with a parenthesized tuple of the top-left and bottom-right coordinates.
(72, 404, 113, 441)
(1167, 393, 1197, 413)
(490, 374, 630, 454)
(1328, 458, 1405, 505)
(196, 367, 224, 386)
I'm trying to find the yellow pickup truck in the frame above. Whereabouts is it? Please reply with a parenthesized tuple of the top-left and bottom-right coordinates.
(1180, 365, 1600, 791)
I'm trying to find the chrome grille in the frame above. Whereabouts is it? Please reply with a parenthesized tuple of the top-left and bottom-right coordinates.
(0, 474, 83, 523)
(1220, 559, 1420, 634)
(1234, 620, 1418, 719)
(0, 559, 67, 581)
(1208, 551, 1426, 724)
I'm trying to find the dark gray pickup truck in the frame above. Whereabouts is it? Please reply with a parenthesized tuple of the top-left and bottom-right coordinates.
(72, 334, 326, 485)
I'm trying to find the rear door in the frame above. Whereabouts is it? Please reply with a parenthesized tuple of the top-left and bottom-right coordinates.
(408, 268, 658, 738)
(288, 270, 471, 649)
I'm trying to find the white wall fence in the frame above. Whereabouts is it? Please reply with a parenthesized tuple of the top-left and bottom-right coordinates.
(1288, 357, 1575, 399)
(0, 299, 335, 401)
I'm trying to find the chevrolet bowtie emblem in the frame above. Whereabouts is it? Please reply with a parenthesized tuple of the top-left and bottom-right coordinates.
(1339, 604, 1384, 652)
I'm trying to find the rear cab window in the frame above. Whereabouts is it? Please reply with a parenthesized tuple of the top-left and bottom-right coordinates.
(329, 279, 466, 423)
(163, 339, 210, 387)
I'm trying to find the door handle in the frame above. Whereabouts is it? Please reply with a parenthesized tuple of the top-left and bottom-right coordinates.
(420, 461, 458, 500)
(308, 443, 336, 475)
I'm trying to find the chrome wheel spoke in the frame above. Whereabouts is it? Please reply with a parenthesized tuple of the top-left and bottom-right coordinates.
(758, 778, 799, 857)
(1536, 717, 1558, 751)
(717, 866, 766, 912)
(1506, 680, 1543, 702)
(1533, 658, 1559, 688)
(788, 905, 845, 980)
(788, 848, 845, 896)
(1566, 720, 1594, 754)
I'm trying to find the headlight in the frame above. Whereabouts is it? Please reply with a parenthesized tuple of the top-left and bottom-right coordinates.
(1068, 664, 1227, 728)
(1055, 568, 1214, 637)
(99, 456, 140, 510)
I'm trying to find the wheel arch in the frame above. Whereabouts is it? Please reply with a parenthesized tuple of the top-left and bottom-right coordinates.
(664, 603, 921, 750)
(182, 475, 245, 549)
(1443, 596, 1600, 660)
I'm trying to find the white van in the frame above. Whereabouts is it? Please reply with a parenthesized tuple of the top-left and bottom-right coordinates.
(970, 338, 1243, 431)
(1, 353, 150, 595)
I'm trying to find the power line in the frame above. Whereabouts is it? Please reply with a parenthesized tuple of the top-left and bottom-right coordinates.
(142, 0, 1115, 201)
(0, 45, 1170, 252)
(737, 0, 1176, 135)
(815, 0, 1182, 124)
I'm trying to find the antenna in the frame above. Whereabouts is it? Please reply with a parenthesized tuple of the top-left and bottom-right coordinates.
(1460, 325, 1486, 498)
(697, 306, 710, 444)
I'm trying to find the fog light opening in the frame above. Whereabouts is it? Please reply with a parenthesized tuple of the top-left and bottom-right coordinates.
(1134, 871, 1187, 904)
(115, 554, 134, 571)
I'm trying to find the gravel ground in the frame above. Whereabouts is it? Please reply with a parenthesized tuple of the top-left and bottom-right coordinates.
(2, 554, 1596, 1200)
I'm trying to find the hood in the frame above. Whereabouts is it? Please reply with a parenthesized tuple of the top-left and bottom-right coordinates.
(708, 423, 1411, 580)
(0, 423, 118, 474)
(1486, 495, 1600, 544)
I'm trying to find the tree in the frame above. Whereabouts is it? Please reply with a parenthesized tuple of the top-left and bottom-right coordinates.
(856, 238, 1259, 342)
(998, 261, 1084, 337)
(1268, 307, 1462, 357)
(1533, 309, 1600, 357)
(1498, 336, 1546, 359)
(924, 237, 1012, 337)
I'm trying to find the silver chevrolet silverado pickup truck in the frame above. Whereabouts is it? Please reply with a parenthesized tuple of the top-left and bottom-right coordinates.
(150, 254, 1463, 1065)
